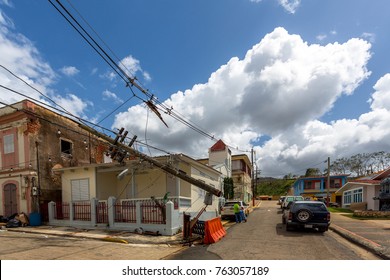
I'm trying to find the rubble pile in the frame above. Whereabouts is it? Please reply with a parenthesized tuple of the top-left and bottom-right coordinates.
(0, 213, 29, 228)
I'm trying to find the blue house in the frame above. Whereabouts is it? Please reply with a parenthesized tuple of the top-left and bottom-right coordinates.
(293, 175, 349, 204)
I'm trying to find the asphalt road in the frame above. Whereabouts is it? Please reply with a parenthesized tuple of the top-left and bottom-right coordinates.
(166, 200, 380, 260)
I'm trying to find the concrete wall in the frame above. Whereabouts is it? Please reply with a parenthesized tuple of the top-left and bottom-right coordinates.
(48, 199, 181, 236)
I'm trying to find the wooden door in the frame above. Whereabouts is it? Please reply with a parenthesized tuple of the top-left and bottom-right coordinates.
(4, 183, 17, 217)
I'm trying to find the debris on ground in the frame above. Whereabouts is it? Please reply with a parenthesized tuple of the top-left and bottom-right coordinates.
(0, 213, 30, 228)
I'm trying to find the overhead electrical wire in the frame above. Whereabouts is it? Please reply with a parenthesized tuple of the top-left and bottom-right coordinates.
(48, 0, 250, 154)
(0, 81, 172, 156)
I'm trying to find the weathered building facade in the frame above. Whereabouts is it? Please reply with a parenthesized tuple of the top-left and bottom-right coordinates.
(0, 100, 108, 219)
(231, 154, 253, 203)
(198, 140, 253, 203)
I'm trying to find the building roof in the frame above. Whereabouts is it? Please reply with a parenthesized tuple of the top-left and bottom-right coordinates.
(335, 170, 390, 194)
(372, 167, 390, 180)
(336, 179, 381, 194)
(210, 139, 231, 153)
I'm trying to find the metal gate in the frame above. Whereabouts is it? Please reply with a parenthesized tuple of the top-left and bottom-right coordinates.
(4, 183, 17, 217)
(96, 201, 108, 224)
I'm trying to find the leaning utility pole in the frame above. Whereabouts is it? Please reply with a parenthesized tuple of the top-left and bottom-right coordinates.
(78, 123, 222, 197)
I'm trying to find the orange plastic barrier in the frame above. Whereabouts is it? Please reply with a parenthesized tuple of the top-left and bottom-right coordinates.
(203, 217, 226, 244)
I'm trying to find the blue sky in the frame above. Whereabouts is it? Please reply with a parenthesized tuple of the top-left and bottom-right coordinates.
(1, 0, 390, 177)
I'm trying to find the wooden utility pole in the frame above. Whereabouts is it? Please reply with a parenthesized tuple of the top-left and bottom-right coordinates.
(251, 148, 255, 207)
(326, 157, 330, 206)
(78, 123, 222, 197)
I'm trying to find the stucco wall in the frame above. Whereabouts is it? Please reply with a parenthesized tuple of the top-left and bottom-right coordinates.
(366, 185, 380, 210)
(135, 170, 167, 198)
(62, 168, 96, 202)
(96, 172, 117, 200)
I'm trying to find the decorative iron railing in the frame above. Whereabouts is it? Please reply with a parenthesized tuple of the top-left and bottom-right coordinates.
(52, 202, 70, 220)
(73, 201, 91, 221)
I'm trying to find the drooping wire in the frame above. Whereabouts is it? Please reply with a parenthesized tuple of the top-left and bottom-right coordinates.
(48, 0, 252, 154)
(64, 0, 138, 83)
(0, 82, 173, 156)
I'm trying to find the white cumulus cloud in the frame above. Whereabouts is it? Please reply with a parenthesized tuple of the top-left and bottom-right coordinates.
(0, 10, 91, 119)
(113, 27, 372, 165)
(258, 73, 390, 177)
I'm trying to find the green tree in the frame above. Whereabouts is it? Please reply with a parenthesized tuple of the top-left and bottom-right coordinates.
(256, 179, 294, 196)
(223, 177, 234, 199)
(305, 168, 321, 177)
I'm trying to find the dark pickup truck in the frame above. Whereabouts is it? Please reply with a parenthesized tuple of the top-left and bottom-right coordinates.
(282, 201, 330, 233)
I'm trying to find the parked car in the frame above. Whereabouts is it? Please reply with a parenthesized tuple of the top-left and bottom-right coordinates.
(282, 201, 330, 233)
(221, 200, 250, 220)
(316, 198, 339, 207)
(281, 195, 304, 209)
(329, 202, 340, 207)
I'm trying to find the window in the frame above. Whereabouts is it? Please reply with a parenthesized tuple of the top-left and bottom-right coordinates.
(71, 179, 89, 201)
(232, 160, 242, 171)
(353, 188, 363, 203)
(3, 134, 14, 154)
(61, 139, 72, 155)
(343, 191, 352, 205)
(332, 179, 341, 188)
(343, 188, 363, 205)
(304, 181, 313, 190)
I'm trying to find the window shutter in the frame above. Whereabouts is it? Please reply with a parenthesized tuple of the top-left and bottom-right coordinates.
(71, 179, 90, 201)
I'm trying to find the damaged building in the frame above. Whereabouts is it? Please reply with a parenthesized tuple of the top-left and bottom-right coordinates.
(0, 100, 109, 220)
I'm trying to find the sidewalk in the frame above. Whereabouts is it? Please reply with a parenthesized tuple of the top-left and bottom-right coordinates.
(329, 213, 390, 259)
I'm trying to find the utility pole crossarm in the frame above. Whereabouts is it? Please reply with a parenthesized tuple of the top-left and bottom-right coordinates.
(79, 123, 222, 197)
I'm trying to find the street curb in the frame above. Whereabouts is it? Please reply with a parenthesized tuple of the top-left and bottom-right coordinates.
(330, 224, 390, 260)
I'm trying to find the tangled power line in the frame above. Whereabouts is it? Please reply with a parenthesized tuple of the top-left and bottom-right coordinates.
(47, 0, 249, 154)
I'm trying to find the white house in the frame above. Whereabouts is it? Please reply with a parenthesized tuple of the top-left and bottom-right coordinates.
(49, 153, 223, 235)
(336, 168, 390, 210)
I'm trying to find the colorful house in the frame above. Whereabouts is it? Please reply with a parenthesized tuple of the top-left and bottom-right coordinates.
(293, 175, 349, 204)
